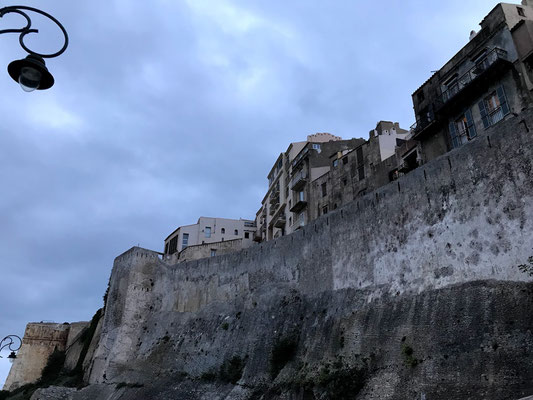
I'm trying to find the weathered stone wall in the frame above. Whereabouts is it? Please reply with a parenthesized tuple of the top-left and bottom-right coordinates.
(178, 239, 244, 263)
(80, 109, 533, 399)
(4, 323, 70, 391)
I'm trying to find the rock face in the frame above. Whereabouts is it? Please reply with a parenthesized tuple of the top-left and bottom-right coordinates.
(14, 112, 533, 399)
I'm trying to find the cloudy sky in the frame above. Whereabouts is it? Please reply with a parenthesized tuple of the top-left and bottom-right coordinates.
(0, 0, 504, 385)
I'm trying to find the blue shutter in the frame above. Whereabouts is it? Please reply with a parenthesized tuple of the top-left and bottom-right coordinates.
(465, 109, 477, 138)
(496, 85, 509, 116)
(478, 99, 490, 129)
(449, 121, 459, 148)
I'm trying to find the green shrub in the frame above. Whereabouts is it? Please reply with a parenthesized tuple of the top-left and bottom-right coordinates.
(221, 322, 229, 330)
(401, 343, 420, 368)
(316, 363, 366, 399)
(270, 337, 298, 379)
(41, 349, 66, 383)
(518, 256, 533, 276)
(219, 356, 245, 384)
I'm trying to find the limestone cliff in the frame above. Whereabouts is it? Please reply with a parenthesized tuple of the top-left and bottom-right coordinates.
(15, 111, 533, 399)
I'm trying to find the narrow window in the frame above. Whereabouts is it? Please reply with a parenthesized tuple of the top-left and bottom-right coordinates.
(518, 6, 526, 17)
(321, 183, 327, 197)
(479, 86, 509, 129)
(169, 237, 178, 254)
(449, 109, 476, 148)
(356, 147, 364, 166)
(182, 233, 189, 249)
(245, 232, 249, 239)
(205, 227, 211, 238)
(234, 229, 238, 235)
(342, 177, 347, 186)
(322, 205, 328, 215)
(342, 157, 348, 165)
(332, 159, 338, 167)
(210, 249, 217, 257)
(221, 228, 225, 234)
(358, 166, 365, 181)
(299, 191, 305, 201)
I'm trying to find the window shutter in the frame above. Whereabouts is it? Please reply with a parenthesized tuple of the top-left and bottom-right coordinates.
(496, 85, 510, 116)
(465, 109, 477, 138)
(449, 121, 459, 148)
(478, 99, 490, 129)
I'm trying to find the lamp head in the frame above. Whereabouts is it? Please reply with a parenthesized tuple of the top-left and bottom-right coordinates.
(8, 54, 54, 91)
(7, 351, 17, 363)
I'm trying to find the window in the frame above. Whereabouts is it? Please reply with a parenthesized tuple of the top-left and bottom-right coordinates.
(181, 233, 189, 249)
(289, 216, 292, 225)
(234, 229, 238, 235)
(356, 147, 364, 166)
(448, 109, 477, 148)
(478, 86, 509, 129)
(342, 177, 347, 186)
(221, 228, 225, 234)
(332, 159, 338, 167)
(518, 6, 526, 16)
(245, 232, 249, 239)
(298, 191, 305, 201)
(342, 157, 348, 165)
(312, 143, 321, 152)
(321, 183, 327, 197)
(322, 205, 328, 215)
(289, 200, 292, 208)
(358, 166, 365, 181)
(205, 227, 211, 238)
(210, 249, 217, 257)
(169, 237, 178, 254)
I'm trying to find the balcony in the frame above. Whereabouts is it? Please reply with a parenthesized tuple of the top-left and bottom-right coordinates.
(441, 48, 509, 105)
(290, 195, 307, 213)
(269, 190, 280, 206)
(269, 203, 286, 229)
(289, 169, 308, 191)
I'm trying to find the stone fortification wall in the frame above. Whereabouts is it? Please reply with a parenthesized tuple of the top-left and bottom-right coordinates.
(178, 238, 244, 263)
(87, 109, 533, 392)
(4, 323, 70, 391)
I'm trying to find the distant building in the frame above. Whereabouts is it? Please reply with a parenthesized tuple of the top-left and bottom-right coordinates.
(164, 217, 256, 261)
(310, 121, 410, 219)
(411, 1, 533, 163)
(254, 133, 365, 242)
(255, 125, 409, 242)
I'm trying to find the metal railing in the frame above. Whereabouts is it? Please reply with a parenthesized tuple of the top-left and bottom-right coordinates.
(441, 48, 508, 104)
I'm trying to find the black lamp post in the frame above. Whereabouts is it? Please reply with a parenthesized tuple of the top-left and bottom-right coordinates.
(0, 5, 68, 91)
(0, 335, 22, 363)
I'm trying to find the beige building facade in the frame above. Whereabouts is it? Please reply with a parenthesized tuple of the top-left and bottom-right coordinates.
(255, 124, 410, 242)
(164, 217, 256, 260)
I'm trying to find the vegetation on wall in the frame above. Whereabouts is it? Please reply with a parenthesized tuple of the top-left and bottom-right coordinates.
(269, 336, 299, 379)
(518, 256, 533, 276)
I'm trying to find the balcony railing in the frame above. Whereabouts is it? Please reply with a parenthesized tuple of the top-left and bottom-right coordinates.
(289, 169, 308, 190)
(441, 48, 508, 104)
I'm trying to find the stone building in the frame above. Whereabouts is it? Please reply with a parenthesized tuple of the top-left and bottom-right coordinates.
(163, 217, 256, 261)
(411, 0, 533, 163)
(310, 121, 410, 220)
(255, 124, 410, 242)
(254, 133, 365, 242)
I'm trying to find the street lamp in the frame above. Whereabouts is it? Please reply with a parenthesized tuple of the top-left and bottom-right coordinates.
(0, 5, 68, 91)
(0, 335, 22, 363)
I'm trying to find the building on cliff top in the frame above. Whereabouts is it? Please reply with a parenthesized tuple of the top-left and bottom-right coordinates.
(254, 125, 410, 242)
(163, 216, 256, 262)
(411, 0, 533, 163)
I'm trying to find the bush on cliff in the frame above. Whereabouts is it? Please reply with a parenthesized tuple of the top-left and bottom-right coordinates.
(270, 336, 298, 379)
(219, 356, 246, 384)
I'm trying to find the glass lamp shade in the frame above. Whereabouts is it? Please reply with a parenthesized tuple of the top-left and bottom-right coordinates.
(8, 55, 54, 91)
